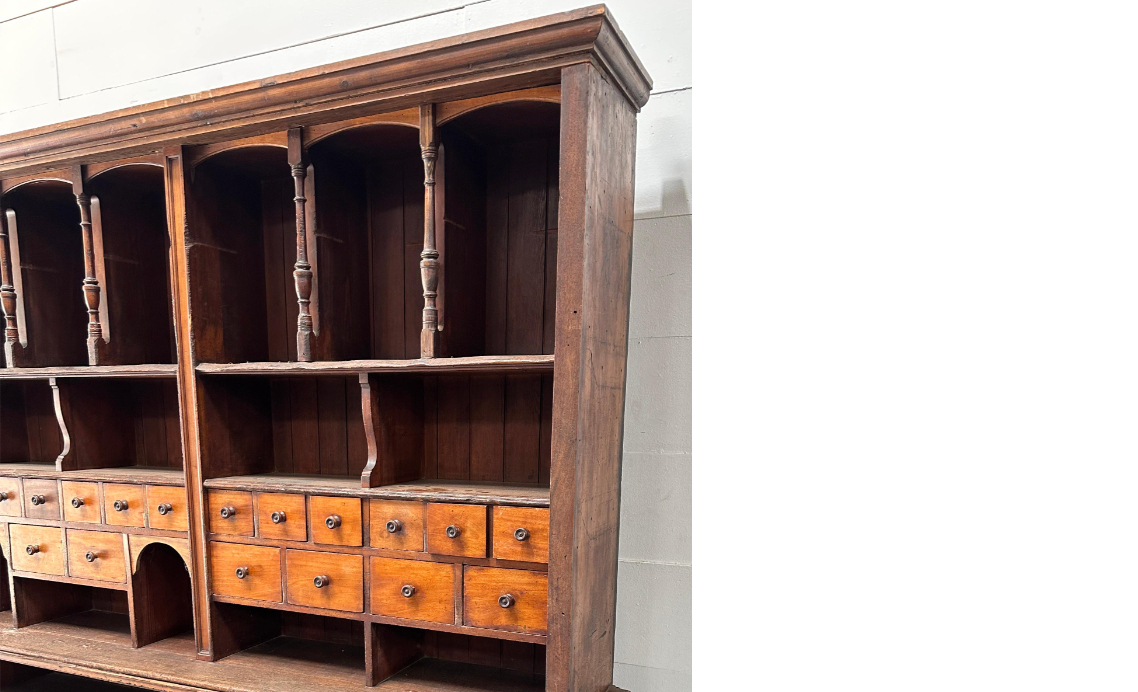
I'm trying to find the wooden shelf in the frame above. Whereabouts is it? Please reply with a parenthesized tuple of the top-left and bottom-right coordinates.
(377, 658, 545, 691)
(0, 464, 184, 486)
(203, 475, 549, 507)
(194, 355, 554, 376)
(0, 365, 177, 380)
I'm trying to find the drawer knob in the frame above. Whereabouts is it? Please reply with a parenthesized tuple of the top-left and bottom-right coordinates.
(71, 497, 84, 508)
(385, 519, 402, 534)
(498, 594, 515, 609)
(85, 551, 97, 562)
(29, 494, 45, 506)
(514, 527, 530, 541)
(113, 499, 129, 512)
(445, 524, 461, 539)
(401, 584, 416, 598)
(0, 491, 8, 501)
(219, 506, 236, 519)
(271, 511, 286, 524)
(313, 575, 330, 589)
(325, 514, 341, 530)
(235, 566, 249, 579)
(25, 545, 39, 555)
(157, 503, 173, 516)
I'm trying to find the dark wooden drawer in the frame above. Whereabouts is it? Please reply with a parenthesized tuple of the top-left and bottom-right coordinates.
(309, 496, 361, 547)
(463, 566, 547, 635)
(426, 503, 487, 558)
(9, 525, 65, 576)
(370, 557, 455, 624)
(22, 478, 59, 520)
(369, 500, 424, 552)
(285, 549, 363, 612)
(66, 529, 126, 583)
(62, 481, 101, 524)
(146, 485, 188, 532)
(491, 506, 549, 563)
(103, 483, 145, 528)
(255, 492, 307, 542)
(208, 490, 253, 536)
(209, 541, 281, 603)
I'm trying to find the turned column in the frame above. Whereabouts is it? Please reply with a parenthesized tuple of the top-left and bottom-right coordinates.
(289, 128, 314, 362)
(0, 208, 20, 363)
(419, 104, 440, 358)
(72, 167, 105, 364)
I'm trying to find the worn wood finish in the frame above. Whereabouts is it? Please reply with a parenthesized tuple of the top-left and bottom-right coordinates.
(196, 354, 554, 375)
(462, 567, 547, 635)
(369, 500, 425, 552)
(208, 542, 282, 603)
(55, 379, 183, 472)
(21, 479, 59, 521)
(0, 364, 177, 379)
(8, 526, 64, 576)
(204, 476, 550, 507)
(102, 485, 146, 528)
(146, 485, 189, 532)
(62, 481, 102, 524)
(370, 557, 456, 625)
(0, 478, 22, 517)
(65, 529, 126, 583)
(207, 491, 253, 537)
(254, 492, 307, 542)
(426, 504, 487, 559)
(284, 549, 364, 613)
(129, 540, 194, 648)
(491, 507, 549, 564)
(309, 496, 362, 547)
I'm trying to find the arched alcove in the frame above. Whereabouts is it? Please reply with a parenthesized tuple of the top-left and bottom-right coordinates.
(130, 542, 193, 648)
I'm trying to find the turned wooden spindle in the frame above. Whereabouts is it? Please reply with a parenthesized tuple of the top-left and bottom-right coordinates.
(73, 167, 106, 364)
(420, 104, 440, 358)
(0, 209, 20, 362)
(288, 128, 314, 362)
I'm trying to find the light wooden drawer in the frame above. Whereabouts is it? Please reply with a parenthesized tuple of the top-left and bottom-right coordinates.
(369, 500, 424, 552)
(209, 541, 281, 603)
(9, 525, 64, 576)
(491, 507, 549, 564)
(426, 503, 487, 558)
(0, 478, 21, 517)
(463, 566, 548, 635)
(309, 496, 361, 547)
(370, 557, 455, 624)
(103, 484, 145, 528)
(22, 479, 59, 520)
(255, 493, 306, 542)
(62, 481, 101, 524)
(146, 485, 188, 532)
(285, 549, 363, 612)
(66, 529, 125, 583)
(208, 490, 253, 536)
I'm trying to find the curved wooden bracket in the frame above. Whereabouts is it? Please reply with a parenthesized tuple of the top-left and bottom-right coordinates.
(51, 377, 72, 470)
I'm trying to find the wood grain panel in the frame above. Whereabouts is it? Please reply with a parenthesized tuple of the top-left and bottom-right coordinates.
(66, 529, 126, 583)
(146, 485, 188, 532)
(0, 478, 20, 517)
(21, 478, 59, 520)
(61, 481, 101, 524)
(284, 549, 363, 613)
(463, 566, 547, 635)
(426, 503, 487, 558)
(207, 490, 253, 536)
(491, 507, 549, 564)
(208, 541, 281, 603)
(370, 556, 455, 624)
(309, 496, 361, 547)
(102, 483, 145, 527)
(9, 525, 64, 576)
(368, 499, 424, 552)
(255, 492, 307, 542)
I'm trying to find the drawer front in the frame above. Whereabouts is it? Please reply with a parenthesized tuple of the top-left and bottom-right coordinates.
(491, 507, 549, 564)
(0, 478, 20, 517)
(309, 496, 362, 547)
(146, 485, 188, 532)
(103, 484, 146, 527)
(285, 549, 363, 612)
(209, 541, 281, 602)
(370, 557, 455, 624)
(9, 525, 65, 576)
(66, 529, 126, 583)
(62, 481, 102, 524)
(22, 479, 60, 520)
(463, 566, 547, 635)
(369, 500, 424, 552)
(255, 493, 307, 542)
(426, 503, 487, 558)
(208, 490, 253, 536)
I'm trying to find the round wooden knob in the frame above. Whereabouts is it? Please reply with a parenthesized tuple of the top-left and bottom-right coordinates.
(498, 594, 515, 609)
(85, 551, 97, 562)
(514, 527, 529, 541)
(313, 575, 330, 588)
(113, 500, 128, 512)
(0, 491, 8, 501)
(271, 511, 286, 524)
(401, 585, 415, 598)
(71, 497, 84, 508)
(325, 515, 341, 530)
(219, 506, 235, 519)
(235, 567, 249, 579)
(25, 545, 38, 555)
(445, 524, 460, 539)
(386, 519, 402, 534)
(30, 494, 44, 506)
(157, 503, 172, 515)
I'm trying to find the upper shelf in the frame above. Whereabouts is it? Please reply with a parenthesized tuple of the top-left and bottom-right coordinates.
(203, 474, 549, 507)
(195, 355, 553, 376)
(0, 463, 184, 485)
(0, 364, 177, 379)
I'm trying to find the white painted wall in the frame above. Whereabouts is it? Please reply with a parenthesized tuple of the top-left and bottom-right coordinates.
(0, 2, 692, 690)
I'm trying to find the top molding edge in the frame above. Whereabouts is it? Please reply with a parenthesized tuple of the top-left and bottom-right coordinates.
(0, 4, 652, 177)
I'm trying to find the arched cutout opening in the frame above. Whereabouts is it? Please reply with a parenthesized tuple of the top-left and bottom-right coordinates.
(187, 145, 293, 364)
(1, 180, 87, 367)
(87, 164, 176, 364)
(131, 542, 193, 648)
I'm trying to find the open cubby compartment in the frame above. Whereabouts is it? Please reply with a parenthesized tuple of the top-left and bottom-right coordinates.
(368, 624, 546, 689)
(54, 377, 182, 472)
(12, 578, 130, 633)
(0, 379, 63, 466)
(129, 540, 194, 647)
(85, 163, 176, 365)
(186, 141, 298, 364)
(1, 179, 86, 368)
(199, 374, 366, 481)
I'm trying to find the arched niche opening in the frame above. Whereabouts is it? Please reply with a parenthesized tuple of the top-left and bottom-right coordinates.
(1, 180, 86, 367)
(130, 542, 193, 648)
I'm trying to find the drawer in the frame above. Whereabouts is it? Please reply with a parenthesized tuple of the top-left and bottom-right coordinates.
(309, 496, 361, 547)
(209, 541, 281, 603)
(23, 479, 60, 520)
(285, 549, 363, 612)
(255, 493, 306, 542)
(9, 525, 65, 576)
(208, 490, 253, 536)
(0, 478, 20, 517)
(146, 485, 188, 532)
(370, 557, 455, 624)
(369, 500, 424, 552)
(462, 566, 547, 635)
(103, 484, 146, 527)
(62, 481, 102, 524)
(491, 507, 549, 563)
(66, 529, 126, 583)
(426, 503, 487, 558)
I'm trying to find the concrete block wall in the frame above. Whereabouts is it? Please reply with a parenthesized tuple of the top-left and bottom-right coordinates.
(0, 2, 692, 690)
